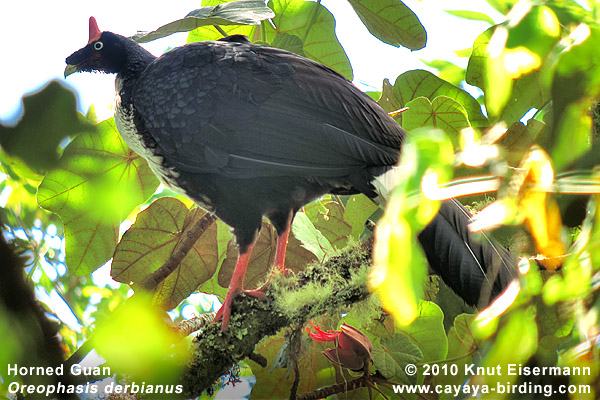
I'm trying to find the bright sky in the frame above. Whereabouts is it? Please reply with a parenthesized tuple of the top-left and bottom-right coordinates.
(0, 0, 501, 125)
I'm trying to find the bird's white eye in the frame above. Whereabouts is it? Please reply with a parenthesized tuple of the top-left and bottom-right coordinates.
(94, 41, 104, 50)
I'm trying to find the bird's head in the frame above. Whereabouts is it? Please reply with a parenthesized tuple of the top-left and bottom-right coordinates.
(65, 17, 131, 77)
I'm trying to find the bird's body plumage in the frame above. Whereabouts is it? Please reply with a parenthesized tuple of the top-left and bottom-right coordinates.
(66, 18, 515, 329)
(108, 34, 404, 250)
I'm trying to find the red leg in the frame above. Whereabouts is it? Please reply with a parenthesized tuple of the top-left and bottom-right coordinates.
(214, 244, 264, 330)
(273, 222, 291, 272)
(246, 221, 292, 296)
(214, 222, 292, 330)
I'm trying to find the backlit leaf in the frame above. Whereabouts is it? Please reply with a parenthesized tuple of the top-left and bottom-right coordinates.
(112, 197, 219, 310)
(466, 26, 495, 89)
(390, 70, 487, 127)
(272, 32, 306, 56)
(445, 10, 495, 25)
(303, 196, 352, 249)
(550, 25, 600, 170)
(266, 0, 353, 79)
(400, 301, 447, 362)
(37, 118, 159, 275)
(343, 194, 378, 238)
(420, 59, 466, 86)
(292, 211, 333, 260)
(194, 0, 353, 79)
(93, 293, 186, 382)
(371, 331, 423, 384)
(0, 81, 94, 174)
(402, 96, 471, 145)
(347, 0, 426, 50)
(477, 308, 538, 389)
(133, 0, 274, 42)
(518, 148, 566, 271)
(370, 128, 454, 325)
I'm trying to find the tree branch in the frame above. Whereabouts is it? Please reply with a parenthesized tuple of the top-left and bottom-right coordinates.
(173, 312, 216, 338)
(181, 238, 374, 397)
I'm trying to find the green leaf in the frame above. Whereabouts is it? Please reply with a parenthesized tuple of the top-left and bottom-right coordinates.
(272, 32, 306, 56)
(347, 0, 426, 50)
(377, 79, 403, 116)
(292, 211, 334, 260)
(477, 308, 538, 388)
(248, 330, 336, 399)
(447, 314, 476, 358)
(188, 22, 255, 42)
(390, 70, 488, 127)
(400, 301, 448, 362)
(343, 194, 378, 238)
(402, 96, 471, 145)
(0, 81, 94, 174)
(303, 196, 352, 249)
(505, 6, 560, 57)
(466, 26, 495, 90)
(485, 0, 518, 15)
(93, 293, 186, 382)
(266, 0, 353, 80)
(498, 120, 544, 166)
(365, 91, 382, 101)
(420, 59, 465, 86)
(550, 25, 600, 170)
(37, 118, 159, 275)
(371, 128, 454, 326)
(499, 71, 550, 125)
(477, 7, 559, 117)
(434, 313, 476, 387)
(112, 197, 219, 310)
(193, 220, 233, 300)
(445, 10, 495, 25)
(371, 332, 423, 384)
(133, 0, 275, 43)
(193, 0, 353, 79)
(187, 0, 256, 42)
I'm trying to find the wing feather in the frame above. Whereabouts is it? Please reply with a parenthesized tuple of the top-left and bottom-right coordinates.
(132, 40, 405, 180)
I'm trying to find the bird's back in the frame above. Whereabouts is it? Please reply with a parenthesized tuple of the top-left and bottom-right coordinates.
(131, 39, 405, 191)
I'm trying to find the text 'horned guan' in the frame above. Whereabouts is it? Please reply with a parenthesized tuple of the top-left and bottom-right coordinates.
(65, 16, 515, 330)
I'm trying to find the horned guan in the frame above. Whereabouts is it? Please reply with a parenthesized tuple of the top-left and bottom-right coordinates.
(65, 17, 515, 329)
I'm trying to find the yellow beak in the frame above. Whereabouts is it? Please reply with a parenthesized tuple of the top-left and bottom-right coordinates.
(64, 64, 78, 78)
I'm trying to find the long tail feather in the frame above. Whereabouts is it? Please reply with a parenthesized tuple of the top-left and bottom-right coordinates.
(418, 199, 516, 306)
(373, 167, 517, 307)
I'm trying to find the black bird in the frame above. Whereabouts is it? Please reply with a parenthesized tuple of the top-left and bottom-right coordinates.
(65, 17, 515, 329)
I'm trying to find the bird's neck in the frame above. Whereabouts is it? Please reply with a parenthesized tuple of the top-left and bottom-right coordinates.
(116, 39, 156, 104)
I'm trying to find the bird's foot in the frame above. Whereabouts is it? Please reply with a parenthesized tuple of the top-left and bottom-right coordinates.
(213, 288, 267, 331)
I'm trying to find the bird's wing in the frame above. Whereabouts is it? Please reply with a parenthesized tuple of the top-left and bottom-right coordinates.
(131, 40, 405, 179)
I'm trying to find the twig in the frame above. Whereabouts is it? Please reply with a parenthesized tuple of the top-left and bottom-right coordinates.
(172, 312, 216, 338)
(213, 25, 228, 38)
(64, 338, 93, 368)
(141, 212, 217, 291)
(296, 376, 368, 400)
(288, 326, 303, 400)
(248, 352, 268, 367)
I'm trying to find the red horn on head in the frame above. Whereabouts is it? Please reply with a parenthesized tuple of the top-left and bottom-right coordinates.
(88, 16, 102, 44)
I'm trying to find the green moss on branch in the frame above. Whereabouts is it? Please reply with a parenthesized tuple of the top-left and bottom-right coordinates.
(181, 238, 373, 397)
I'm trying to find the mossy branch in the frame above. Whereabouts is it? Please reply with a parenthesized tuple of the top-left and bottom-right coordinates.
(181, 238, 374, 397)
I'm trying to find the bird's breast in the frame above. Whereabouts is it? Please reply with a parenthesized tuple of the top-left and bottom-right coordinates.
(114, 99, 187, 198)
